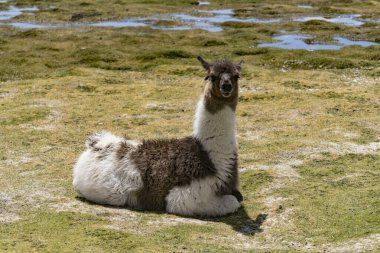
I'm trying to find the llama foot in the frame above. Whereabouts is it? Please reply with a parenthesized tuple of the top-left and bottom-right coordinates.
(220, 195, 241, 215)
(232, 190, 243, 202)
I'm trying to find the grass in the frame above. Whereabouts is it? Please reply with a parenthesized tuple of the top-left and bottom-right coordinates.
(278, 154, 380, 244)
(0, 0, 379, 252)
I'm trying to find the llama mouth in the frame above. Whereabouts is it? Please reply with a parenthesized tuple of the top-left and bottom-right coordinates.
(221, 91, 232, 98)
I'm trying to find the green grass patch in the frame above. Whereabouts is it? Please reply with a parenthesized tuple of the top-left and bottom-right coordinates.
(202, 39, 227, 47)
(0, 211, 147, 252)
(135, 49, 193, 61)
(280, 154, 380, 244)
(0, 108, 50, 126)
(234, 48, 269, 56)
(221, 21, 257, 28)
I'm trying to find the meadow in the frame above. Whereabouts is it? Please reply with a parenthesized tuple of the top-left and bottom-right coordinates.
(0, 0, 379, 252)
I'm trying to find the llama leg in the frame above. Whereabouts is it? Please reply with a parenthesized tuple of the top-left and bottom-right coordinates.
(232, 189, 243, 202)
(166, 181, 241, 217)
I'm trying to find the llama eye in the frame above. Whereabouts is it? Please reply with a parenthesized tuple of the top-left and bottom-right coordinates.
(210, 76, 217, 82)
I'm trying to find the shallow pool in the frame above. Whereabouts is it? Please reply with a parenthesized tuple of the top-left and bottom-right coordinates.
(294, 14, 364, 27)
(0, 6, 38, 21)
(257, 34, 379, 50)
(0, 6, 377, 33)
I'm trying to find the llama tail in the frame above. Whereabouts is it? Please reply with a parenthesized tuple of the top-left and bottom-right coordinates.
(85, 131, 122, 150)
(85, 131, 140, 153)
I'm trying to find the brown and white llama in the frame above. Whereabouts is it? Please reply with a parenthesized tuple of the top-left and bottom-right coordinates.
(73, 56, 244, 217)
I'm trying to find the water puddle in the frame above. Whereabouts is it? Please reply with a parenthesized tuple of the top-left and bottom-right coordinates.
(257, 34, 379, 50)
(294, 14, 364, 27)
(0, 6, 38, 21)
(0, 8, 281, 32)
(0, 6, 375, 32)
(297, 5, 313, 9)
(5, 22, 67, 29)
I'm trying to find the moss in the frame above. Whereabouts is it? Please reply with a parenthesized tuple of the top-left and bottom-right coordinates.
(257, 28, 276, 35)
(221, 21, 257, 28)
(300, 20, 342, 31)
(136, 50, 193, 61)
(76, 84, 97, 92)
(202, 39, 227, 47)
(75, 48, 122, 64)
(161, 50, 193, 59)
(234, 48, 268, 56)
(317, 6, 344, 14)
(15, 30, 45, 38)
(152, 20, 184, 27)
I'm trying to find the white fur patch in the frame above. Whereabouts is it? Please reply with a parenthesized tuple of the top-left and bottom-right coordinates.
(73, 131, 143, 208)
(193, 96, 237, 187)
(165, 97, 240, 216)
(166, 176, 240, 216)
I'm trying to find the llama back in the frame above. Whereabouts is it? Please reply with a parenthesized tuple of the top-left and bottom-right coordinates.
(129, 136, 217, 211)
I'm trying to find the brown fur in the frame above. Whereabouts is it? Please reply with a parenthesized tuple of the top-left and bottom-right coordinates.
(204, 84, 238, 114)
(216, 156, 243, 202)
(129, 137, 217, 211)
(116, 141, 133, 160)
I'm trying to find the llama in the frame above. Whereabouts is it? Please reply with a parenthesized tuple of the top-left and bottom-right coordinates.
(73, 56, 244, 217)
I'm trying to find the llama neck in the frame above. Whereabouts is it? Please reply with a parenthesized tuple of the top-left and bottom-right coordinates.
(192, 96, 237, 170)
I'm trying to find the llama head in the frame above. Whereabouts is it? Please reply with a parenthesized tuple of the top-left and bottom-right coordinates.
(197, 56, 243, 99)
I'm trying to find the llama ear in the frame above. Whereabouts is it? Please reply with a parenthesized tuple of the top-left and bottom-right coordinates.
(197, 56, 211, 72)
(235, 59, 244, 72)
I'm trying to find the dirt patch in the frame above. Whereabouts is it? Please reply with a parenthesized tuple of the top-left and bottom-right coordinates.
(51, 198, 210, 234)
(28, 99, 66, 108)
(323, 234, 380, 253)
(0, 177, 64, 224)
(51, 199, 138, 218)
(1, 156, 32, 166)
(144, 102, 170, 110)
(330, 128, 360, 139)
(0, 89, 17, 98)
(0, 212, 21, 224)
(302, 140, 380, 157)
(238, 131, 263, 141)
(340, 70, 380, 86)
(20, 109, 63, 131)
(239, 164, 271, 173)
(147, 217, 208, 226)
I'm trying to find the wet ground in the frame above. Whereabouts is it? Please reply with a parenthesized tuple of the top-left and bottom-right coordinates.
(257, 34, 379, 50)
(0, 5, 378, 31)
(0, 4, 378, 50)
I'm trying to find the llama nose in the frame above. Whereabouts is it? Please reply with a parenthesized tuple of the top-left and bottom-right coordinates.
(221, 83, 232, 92)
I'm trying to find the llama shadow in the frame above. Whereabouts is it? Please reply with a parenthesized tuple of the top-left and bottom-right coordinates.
(75, 197, 267, 236)
(203, 206, 268, 236)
